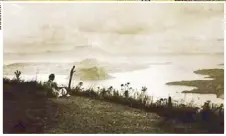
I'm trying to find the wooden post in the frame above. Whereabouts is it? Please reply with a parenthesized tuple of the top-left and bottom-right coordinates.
(68, 66, 75, 93)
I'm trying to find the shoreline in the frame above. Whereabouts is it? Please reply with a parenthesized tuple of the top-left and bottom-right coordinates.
(166, 68, 224, 99)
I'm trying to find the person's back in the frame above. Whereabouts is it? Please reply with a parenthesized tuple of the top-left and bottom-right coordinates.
(45, 74, 59, 97)
(46, 80, 57, 89)
(45, 73, 70, 98)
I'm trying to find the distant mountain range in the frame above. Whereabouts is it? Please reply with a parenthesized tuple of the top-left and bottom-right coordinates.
(3, 58, 149, 80)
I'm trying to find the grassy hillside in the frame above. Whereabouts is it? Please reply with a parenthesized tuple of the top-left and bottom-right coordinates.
(3, 78, 224, 133)
(4, 79, 201, 134)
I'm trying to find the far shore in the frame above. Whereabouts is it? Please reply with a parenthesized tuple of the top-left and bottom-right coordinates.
(167, 68, 224, 99)
(3, 61, 151, 76)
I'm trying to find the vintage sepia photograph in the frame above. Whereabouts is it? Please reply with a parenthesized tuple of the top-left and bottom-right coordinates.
(3, 3, 224, 134)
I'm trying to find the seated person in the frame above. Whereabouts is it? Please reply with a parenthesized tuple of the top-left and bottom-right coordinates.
(45, 74, 70, 98)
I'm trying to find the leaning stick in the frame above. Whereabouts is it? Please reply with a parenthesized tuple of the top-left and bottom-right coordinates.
(68, 66, 76, 93)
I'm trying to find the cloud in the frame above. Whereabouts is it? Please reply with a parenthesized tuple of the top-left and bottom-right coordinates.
(3, 3, 224, 55)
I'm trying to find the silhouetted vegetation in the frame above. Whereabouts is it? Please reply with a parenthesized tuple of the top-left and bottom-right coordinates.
(3, 78, 58, 133)
(3, 77, 224, 133)
(14, 70, 21, 82)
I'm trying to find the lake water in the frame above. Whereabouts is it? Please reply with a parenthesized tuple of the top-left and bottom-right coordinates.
(4, 54, 224, 106)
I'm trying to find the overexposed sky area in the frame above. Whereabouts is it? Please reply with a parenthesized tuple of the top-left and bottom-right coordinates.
(3, 3, 224, 56)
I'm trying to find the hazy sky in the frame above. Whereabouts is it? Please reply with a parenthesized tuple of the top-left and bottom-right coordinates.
(3, 3, 224, 57)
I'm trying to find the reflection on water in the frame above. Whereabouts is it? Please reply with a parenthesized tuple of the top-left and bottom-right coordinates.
(4, 55, 224, 106)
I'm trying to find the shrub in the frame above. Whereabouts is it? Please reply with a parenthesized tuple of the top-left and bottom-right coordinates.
(14, 70, 21, 82)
